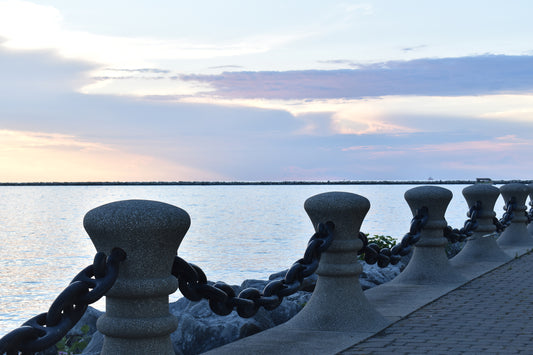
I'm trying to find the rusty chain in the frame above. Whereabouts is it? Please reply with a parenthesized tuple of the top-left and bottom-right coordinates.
(0, 248, 126, 355)
(171, 221, 334, 318)
(358, 206, 429, 268)
(443, 201, 481, 243)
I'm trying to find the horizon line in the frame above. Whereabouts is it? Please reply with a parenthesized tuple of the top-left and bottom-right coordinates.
(0, 179, 530, 186)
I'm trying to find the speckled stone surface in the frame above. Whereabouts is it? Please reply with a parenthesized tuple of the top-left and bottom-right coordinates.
(450, 183, 511, 266)
(497, 183, 533, 246)
(84, 199, 190, 355)
(281, 191, 389, 332)
(391, 186, 467, 285)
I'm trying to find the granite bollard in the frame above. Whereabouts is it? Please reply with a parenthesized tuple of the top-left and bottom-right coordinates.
(281, 191, 388, 332)
(83, 200, 190, 355)
(450, 183, 511, 266)
(391, 186, 467, 285)
(497, 183, 533, 247)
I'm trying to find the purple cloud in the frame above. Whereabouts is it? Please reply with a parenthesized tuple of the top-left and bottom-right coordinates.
(179, 55, 533, 99)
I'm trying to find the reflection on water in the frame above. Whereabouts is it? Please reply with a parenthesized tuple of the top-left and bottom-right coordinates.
(0, 184, 506, 335)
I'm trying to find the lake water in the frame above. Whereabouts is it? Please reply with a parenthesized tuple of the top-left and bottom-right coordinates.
(0, 184, 508, 335)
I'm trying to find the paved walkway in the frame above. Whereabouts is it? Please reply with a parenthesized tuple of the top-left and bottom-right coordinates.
(208, 245, 532, 355)
(339, 251, 533, 354)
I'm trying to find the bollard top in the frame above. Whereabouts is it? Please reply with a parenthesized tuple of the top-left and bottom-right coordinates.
(84, 199, 191, 278)
(404, 185, 452, 220)
(462, 183, 500, 211)
(304, 191, 369, 241)
(84, 199, 190, 236)
(499, 183, 529, 206)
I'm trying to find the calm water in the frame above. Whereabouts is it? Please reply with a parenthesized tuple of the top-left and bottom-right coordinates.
(0, 184, 507, 335)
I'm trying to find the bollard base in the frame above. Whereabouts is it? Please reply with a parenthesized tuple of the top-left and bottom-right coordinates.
(101, 336, 175, 355)
(390, 246, 467, 285)
(497, 222, 533, 247)
(450, 235, 511, 267)
(282, 275, 389, 332)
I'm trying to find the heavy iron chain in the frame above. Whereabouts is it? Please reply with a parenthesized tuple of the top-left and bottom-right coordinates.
(0, 248, 126, 355)
(493, 197, 516, 233)
(358, 206, 429, 268)
(443, 201, 481, 243)
(171, 221, 335, 318)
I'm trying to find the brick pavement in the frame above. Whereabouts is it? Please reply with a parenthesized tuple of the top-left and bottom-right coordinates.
(339, 251, 533, 354)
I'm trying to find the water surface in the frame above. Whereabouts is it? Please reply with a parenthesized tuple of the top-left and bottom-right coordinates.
(0, 184, 506, 335)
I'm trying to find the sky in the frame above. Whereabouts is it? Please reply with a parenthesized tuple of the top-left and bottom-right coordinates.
(1, 0, 533, 182)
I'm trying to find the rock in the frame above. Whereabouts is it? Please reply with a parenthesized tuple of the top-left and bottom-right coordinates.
(360, 262, 403, 290)
(74, 261, 401, 355)
(71, 306, 102, 337)
(446, 241, 466, 258)
(82, 330, 104, 354)
(168, 286, 310, 354)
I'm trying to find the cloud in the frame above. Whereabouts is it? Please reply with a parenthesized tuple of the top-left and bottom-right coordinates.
(208, 65, 244, 70)
(316, 59, 359, 68)
(0, 129, 220, 182)
(105, 68, 171, 74)
(402, 45, 428, 52)
(0, 42, 314, 180)
(0, 44, 96, 96)
(0, 0, 309, 68)
(342, 135, 532, 154)
(2, 40, 533, 182)
(179, 55, 533, 99)
(92, 76, 167, 81)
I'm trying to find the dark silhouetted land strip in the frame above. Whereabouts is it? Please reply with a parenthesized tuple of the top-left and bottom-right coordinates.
(0, 179, 530, 186)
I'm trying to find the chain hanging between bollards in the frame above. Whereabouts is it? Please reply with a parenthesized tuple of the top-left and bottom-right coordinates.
(171, 221, 334, 318)
(493, 197, 516, 233)
(358, 206, 429, 268)
(443, 201, 481, 243)
(0, 248, 126, 355)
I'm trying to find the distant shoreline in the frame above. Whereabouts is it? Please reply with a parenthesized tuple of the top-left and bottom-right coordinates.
(0, 179, 530, 186)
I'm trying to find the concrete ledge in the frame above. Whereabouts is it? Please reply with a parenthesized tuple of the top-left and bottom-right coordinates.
(203, 327, 381, 355)
(205, 245, 531, 355)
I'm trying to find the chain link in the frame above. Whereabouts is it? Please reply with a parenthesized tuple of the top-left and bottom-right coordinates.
(358, 207, 429, 268)
(493, 197, 516, 233)
(171, 221, 335, 318)
(443, 201, 481, 243)
(0, 248, 126, 355)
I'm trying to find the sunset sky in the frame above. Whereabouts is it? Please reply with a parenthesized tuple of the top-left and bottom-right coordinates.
(1, 0, 533, 182)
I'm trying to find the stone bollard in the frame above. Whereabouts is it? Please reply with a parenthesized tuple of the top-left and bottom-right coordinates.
(450, 183, 511, 266)
(528, 183, 533, 236)
(84, 200, 190, 355)
(497, 183, 533, 246)
(282, 191, 388, 332)
(390, 186, 466, 285)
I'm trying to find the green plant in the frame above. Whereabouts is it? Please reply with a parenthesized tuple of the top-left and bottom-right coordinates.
(56, 324, 91, 355)
(366, 234, 396, 249)
(358, 234, 396, 260)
